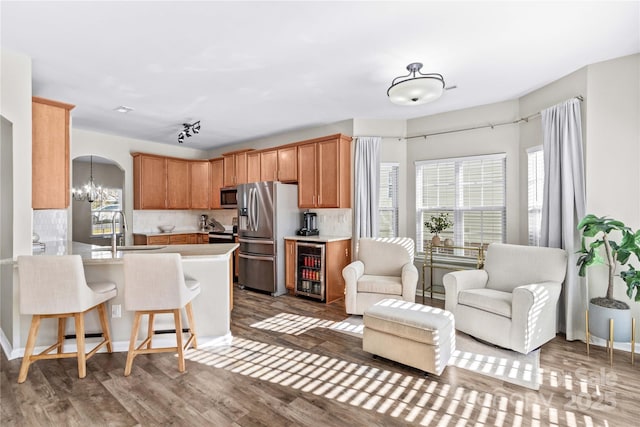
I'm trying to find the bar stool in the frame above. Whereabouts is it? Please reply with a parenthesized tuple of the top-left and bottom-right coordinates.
(123, 253, 200, 376)
(16, 255, 117, 384)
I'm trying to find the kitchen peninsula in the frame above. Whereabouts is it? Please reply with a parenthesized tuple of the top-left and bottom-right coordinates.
(0, 241, 238, 360)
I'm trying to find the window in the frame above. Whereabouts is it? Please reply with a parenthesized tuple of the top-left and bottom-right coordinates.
(91, 188, 123, 237)
(527, 146, 544, 246)
(416, 153, 506, 253)
(378, 163, 399, 237)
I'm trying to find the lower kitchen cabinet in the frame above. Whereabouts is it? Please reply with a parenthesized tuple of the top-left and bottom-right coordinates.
(284, 237, 351, 303)
(133, 233, 208, 245)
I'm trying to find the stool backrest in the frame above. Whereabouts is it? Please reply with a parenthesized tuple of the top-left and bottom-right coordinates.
(17, 255, 94, 315)
(123, 253, 190, 311)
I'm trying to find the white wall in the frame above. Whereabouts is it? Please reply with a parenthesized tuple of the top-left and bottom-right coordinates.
(585, 54, 640, 310)
(406, 100, 522, 249)
(0, 49, 33, 347)
(70, 128, 210, 242)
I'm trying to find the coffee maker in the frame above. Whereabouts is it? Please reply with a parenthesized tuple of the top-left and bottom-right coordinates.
(297, 211, 319, 236)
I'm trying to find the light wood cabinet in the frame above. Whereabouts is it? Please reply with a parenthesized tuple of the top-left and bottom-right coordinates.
(325, 239, 351, 304)
(260, 150, 278, 181)
(209, 158, 224, 209)
(285, 239, 296, 292)
(297, 135, 351, 209)
(247, 151, 261, 183)
(134, 233, 208, 245)
(133, 153, 167, 209)
(277, 146, 297, 182)
(167, 158, 190, 209)
(222, 150, 251, 186)
(32, 97, 75, 209)
(189, 161, 210, 209)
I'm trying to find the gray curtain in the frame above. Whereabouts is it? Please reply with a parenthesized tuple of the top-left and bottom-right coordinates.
(540, 98, 586, 341)
(354, 136, 381, 239)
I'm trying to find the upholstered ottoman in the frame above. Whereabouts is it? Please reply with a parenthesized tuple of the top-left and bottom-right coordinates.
(363, 299, 455, 375)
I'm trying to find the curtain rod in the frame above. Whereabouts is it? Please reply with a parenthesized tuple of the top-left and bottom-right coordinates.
(354, 95, 583, 141)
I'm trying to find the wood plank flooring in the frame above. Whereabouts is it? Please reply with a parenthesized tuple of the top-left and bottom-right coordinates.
(2, 287, 639, 426)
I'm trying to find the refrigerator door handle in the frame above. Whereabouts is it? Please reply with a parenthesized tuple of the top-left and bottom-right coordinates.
(238, 238, 274, 245)
(252, 187, 259, 231)
(248, 188, 254, 231)
(239, 253, 274, 262)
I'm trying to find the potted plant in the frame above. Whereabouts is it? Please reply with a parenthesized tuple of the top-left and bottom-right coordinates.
(424, 213, 453, 246)
(576, 214, 640, 342)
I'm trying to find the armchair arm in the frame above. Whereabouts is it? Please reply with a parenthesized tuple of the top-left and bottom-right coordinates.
(342, 261, 365, 314)
(401, 262, 419, 301)
(511, 281, 563, 353)
(442, 269, 489, 312)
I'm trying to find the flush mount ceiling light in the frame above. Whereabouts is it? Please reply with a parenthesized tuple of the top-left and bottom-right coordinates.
(387, 62, 445, 106)
(178, 121, 201, 144)
(114, 105, 134, 113)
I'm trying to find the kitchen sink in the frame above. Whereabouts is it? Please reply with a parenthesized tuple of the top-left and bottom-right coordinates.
(92, 245, 167, 251)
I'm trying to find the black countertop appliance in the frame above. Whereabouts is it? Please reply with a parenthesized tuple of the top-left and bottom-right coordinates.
(297, 211, 319, 236)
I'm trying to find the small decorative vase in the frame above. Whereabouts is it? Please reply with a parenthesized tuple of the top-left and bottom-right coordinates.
(444, 238, 454, 247)
(431, 234, 441, 246)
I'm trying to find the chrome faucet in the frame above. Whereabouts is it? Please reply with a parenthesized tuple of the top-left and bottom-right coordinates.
(111, 210, 128, 254)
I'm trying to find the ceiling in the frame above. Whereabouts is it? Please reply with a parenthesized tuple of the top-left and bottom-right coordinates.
(2, 1, 639, 150)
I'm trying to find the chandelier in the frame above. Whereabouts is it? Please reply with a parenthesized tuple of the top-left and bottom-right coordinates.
(72, 155, 101, 203)
(178, 121, 201, 143)
(387, 63, 445, 106)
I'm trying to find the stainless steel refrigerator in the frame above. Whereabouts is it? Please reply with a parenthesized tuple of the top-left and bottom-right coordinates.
(237, 181, 300, 296)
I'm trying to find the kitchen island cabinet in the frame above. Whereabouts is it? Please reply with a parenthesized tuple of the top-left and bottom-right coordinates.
(133, 232, 208, 245)
(1, 242, 237, 360)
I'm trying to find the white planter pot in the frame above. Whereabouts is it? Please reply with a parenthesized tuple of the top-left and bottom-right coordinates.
(588, 302, 633, 342)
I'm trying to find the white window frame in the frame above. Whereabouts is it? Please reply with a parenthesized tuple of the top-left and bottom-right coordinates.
(415, 153, 506, 253)
(378, 162, 399, 238)
(90, 188, 123, 237)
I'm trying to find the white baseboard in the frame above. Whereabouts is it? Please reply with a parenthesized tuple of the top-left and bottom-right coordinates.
(2, 332, 234, 361)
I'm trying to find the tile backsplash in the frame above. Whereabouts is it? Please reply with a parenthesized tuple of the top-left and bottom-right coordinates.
(33, 209, 68, 241)
(132, 209, 236, 233)
(132, 208, 352, 237)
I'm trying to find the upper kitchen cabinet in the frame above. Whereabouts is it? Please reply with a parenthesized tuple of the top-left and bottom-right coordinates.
(297, 134, 351, 209)
(209, 158, 224, 209)
(247, 151, 261, 183)
(222, 149, 253, 187)
(189, 160, 210, 209)
(32, 97, 75, 209)
(277, 146, 297, 182)
(166, 158, 190, 209)
(260, 149, 278, 181)
(133, 153, 167, 209)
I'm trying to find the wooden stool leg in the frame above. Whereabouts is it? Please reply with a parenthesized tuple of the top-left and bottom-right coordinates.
(174, 309, 185, 372)
(97, 303, 113, 353)
(57, 317, 67, 354)
(124, 312, 142, 376)
(18, 315, 42, 383)
(185, 302, 197, 349)
(147, 313, 155, 350)
(75, 313, 87, 379)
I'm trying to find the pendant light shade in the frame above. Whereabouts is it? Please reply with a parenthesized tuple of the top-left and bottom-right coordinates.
(387, 63, 445, 106)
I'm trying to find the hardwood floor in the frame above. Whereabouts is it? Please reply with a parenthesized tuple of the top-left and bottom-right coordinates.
(2, 287, 639, 426)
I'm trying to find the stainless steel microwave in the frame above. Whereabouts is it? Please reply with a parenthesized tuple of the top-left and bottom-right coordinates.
(220, 187, 237, 209)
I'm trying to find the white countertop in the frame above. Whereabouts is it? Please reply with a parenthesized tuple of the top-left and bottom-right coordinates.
(0, 241, 238, 265)
(284, 235, 351, 243)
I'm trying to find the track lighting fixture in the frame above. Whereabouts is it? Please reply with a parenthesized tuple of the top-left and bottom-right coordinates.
(177, 121, 201, 143)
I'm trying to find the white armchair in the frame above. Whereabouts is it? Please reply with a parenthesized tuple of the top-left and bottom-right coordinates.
(443, 243, 567, 354)
(343, 237, 418, 315)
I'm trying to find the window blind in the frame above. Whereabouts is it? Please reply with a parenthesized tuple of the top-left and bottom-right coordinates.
(527, 147, 544, 246)
(416, 153, 506, 252)
(378, 163, 399, 237)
